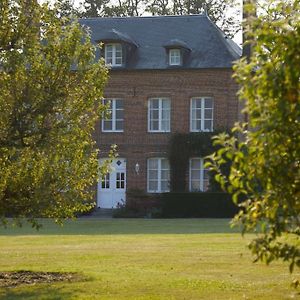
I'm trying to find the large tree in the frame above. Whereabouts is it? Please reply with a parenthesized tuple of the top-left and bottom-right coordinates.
(0, 0, 109, 226)
(206, 0, 300, 272)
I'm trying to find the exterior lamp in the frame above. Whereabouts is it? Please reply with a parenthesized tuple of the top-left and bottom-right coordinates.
(135, 163, 140, 175)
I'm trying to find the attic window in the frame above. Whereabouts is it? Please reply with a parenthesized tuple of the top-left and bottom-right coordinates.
(105, 43, 123, 67)
(169, 49, 181, 66)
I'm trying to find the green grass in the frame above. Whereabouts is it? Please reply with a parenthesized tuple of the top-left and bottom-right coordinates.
(0, 218, 298, 300)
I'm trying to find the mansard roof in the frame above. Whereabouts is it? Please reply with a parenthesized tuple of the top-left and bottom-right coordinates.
(79, 14, 241, 70)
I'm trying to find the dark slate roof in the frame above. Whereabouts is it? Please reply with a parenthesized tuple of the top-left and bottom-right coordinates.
(79, 14, 241, 70)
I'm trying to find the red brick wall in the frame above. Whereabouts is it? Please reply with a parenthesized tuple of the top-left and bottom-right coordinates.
(95, 68, 239, 193)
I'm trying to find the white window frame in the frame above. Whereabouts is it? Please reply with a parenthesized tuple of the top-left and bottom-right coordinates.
(104, 43, 123, 67)
(147, 158, 170, 193)
(190, 97, 214, 132)
(169, 48, 181, 66)
(189, 158, 209, 192)
(102, 99, 124, 132)
(148, 98, 171, 132)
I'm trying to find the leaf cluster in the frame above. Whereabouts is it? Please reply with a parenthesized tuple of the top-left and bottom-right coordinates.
(0, 0, 109, 226)
(206, 0, 300, 272)
(168, 131, 227, 192)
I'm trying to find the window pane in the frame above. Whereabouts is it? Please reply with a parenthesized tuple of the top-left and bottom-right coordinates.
(148, 180, 158, 191)
(115, 44, 122, 51)
(162, 99, 170, 109)
(196, 120, 201, 130)
(204, 120, 212, 131)
(196, 109, 201, 120)
(103, 120, 112, 130)
(106, 45, 113, 52)
(195, 99, 202, 109)
(115, 100, 123, 109)
(191, 109, 197, 120)
(161, 180, 169, 192)
(191, 119, 197, 131)
(116, 109, 124, 120)
(162, 108, 170, 120)
(149, 170, 157, 180)
(169, 49, 181, 65)
(150, 120, 159, 131)
(191, 170, 200, 180)
(191, 159, 201, 170)
(204, 109, 212, 119)
(115, 57, 122, 65)
(161, 170, 169, 180)
(161, 120, 170, 131)
(151, 109, 159, 120)
(161, 159, 169, 170)
(148, 159, 158, 170)
(204, 98, 213, 108)
(191, 99, 197, 109)
(150, 99, 159, 109)
(191, 181, 201, 191)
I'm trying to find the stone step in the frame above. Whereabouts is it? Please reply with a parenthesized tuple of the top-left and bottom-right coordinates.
(83, 208, 113, 218)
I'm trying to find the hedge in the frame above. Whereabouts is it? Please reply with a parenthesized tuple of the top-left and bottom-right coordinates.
(159, 192, 240, 218)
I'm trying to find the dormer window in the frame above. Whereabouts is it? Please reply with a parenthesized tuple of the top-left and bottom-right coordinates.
(105, 43, 123, 67)
(169, 49, 181, 66)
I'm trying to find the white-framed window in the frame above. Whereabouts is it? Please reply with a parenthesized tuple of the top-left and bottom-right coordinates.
(190, 97, 214, 132)
(147, 158, 170, 193)
(101, 173, 110, 189)
(169, 49, 181, 66)
(104, 43, 123, 66)
(189, 158, 209, 192)
(102, 99, 124, 132)
(148, 98, 171, 132)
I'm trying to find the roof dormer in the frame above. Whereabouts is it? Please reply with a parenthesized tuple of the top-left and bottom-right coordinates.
(98, 29, 138, 68)
(163, 39, 191, 67)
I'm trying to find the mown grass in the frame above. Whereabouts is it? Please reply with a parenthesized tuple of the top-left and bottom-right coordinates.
(0, 218, 298, 299)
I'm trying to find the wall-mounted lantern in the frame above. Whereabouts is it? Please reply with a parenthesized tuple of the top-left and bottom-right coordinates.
(135, 162, 140, 175)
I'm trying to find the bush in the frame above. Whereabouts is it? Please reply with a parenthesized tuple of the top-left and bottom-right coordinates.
(113, 189, 161, 218)
(160, 192, 239, 218)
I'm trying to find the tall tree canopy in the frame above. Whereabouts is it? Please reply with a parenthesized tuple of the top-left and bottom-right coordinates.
(207, 0, 300, 273)
(76, 0, 240, 38)
(0, 0, 108, 225)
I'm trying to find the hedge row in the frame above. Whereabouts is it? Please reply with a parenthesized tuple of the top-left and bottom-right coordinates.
(159, 192, 239, 218)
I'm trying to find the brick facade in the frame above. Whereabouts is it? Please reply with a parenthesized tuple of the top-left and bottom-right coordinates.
(95, 68, 239, 194)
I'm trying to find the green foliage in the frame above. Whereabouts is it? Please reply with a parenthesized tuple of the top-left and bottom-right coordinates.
(168, 132, 226, 192)
(206, 0, 300, 272)
(0, 0, 109, 225)
(160, 192, 238, 218)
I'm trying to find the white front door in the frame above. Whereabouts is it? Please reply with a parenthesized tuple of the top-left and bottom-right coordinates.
(97, 158, 126, 209)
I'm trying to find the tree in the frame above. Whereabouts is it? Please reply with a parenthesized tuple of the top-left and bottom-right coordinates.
(55, 0, 82, 18)
(206, 0, 300, 273)
(80, 0, 110, 18)
(0, 0, 109, 226)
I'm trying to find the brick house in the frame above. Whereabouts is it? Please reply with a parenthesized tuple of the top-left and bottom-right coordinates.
(80, 14, 241, 209)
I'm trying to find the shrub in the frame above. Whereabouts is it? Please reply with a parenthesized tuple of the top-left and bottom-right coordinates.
(160, 192, 239, 218)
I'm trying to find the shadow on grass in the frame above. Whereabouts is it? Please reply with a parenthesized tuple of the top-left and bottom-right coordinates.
(0, 218, 241, 236)
(0, 285, 76, 300)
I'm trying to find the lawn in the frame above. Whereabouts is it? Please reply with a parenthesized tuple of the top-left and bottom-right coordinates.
(0, 218, 298, 300)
